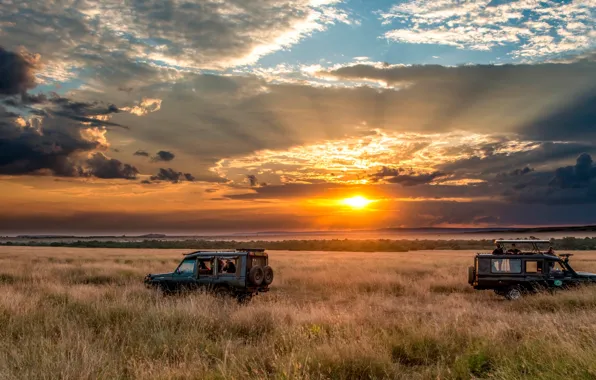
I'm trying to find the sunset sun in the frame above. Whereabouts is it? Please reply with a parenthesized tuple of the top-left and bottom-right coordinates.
(341, 196, 373, 209)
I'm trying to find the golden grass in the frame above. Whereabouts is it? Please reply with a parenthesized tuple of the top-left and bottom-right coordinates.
(1, 247, 596, 379)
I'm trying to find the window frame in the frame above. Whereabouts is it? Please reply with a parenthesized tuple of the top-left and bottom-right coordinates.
(524, 260, 541, 274)
(196, 257, 215, 277)
(175, 258, 197, 276)
(217, 256, 240, 276)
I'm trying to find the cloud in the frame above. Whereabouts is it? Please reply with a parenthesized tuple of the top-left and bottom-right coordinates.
(379, 0, 596, 59)
(85, 152, 138, 179)
(504, 153, 596, 205)
(0, 46, 140, 179)
(247, 174, 259, 187)
(550, 153, 596, 189)
(149, 168, 195, 183)
(325, 61, 596, 140)
(0, 46, 39, 95)
(151, 150, 175, 162)
(133, 150, 150, 157)
(496, 167, 534, 179)
(371, 167, 447, 186)
(0, 0, 352, 87)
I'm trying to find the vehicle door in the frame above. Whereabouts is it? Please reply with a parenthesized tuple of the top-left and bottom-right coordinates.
(213, 256, 241, 288)
(196, 257, 215, 289)
(523, 259, 546, 290)
(172, 258, 198, 290)
(545, 260, 574, 288)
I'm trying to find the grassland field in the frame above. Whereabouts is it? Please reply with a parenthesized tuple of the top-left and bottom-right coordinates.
(1, 246, 596, 380)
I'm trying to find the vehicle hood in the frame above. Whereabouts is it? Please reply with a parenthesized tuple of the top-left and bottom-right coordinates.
(575, 271, 596, 279)
(145, 272, 174, 280)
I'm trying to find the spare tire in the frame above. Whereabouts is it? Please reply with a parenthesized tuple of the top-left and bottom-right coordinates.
(468, 266, 475, 285)
(263, 266, 274, 285)
(248, 266, 264, 286)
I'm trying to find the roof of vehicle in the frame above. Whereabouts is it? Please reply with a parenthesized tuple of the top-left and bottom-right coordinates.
(477, 253, 561, 260)
(183, 248, 267, 259)
(494, 239, 551, 244)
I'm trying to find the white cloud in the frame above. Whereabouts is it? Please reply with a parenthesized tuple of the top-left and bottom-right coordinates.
(380, 0, 596, 59)
(0, 0, 353, 84)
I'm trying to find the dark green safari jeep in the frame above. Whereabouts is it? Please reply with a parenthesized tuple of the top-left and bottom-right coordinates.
(469, 239, 596, 300)
(144, 248, 273, 302)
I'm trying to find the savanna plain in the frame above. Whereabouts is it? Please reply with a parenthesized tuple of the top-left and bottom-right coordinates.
(1, 247, 596, 380)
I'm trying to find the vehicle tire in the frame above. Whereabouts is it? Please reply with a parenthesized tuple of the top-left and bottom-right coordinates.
(467, 266, 475, 285)
(263, 266, 274, 285)
(248, 266, 264, 286)
(505, 287, 522, 301)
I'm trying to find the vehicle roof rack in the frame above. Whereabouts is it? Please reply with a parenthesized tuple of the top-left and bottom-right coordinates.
(236, 248, 265, 252)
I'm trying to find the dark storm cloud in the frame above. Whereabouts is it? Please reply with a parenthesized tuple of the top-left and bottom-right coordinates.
(505, 154, 596, 205)
(371, 166, 447, 186)
(0, 47, 138, 179)
(85, 152, 138, 179)
(151, 150, 175, 162)
(0, 46, 38, 96)
(0, 114, 96, 176)
(440, 142, 596, 178)
(149, 168, 195, 183)
(550, 153, 596, 189)
(133, 150, 150, 157)
(495, 167, 534, 179)
(384, 171, 447, 186)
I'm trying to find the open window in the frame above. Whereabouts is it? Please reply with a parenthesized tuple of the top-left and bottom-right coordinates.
(491, 258, 522, 274)
(197, 258, 215, 277)
(218, 257, 239, 276)
(525, 260, 542, 274)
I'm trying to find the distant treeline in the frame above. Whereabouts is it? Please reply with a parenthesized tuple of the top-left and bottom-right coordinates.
(3, 237, 596, 251)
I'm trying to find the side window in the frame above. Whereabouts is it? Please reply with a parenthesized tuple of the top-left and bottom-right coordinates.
(491, 259, 522, 274)
(197, 259, 214, 276)
(177, 259, 196, 275)
(525, 261, 541, 273)
(219, 257, 238, 275)
(478, 259, 491, 273)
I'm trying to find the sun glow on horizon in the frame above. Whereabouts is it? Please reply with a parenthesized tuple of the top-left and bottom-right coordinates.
(341, 195, 373, 209)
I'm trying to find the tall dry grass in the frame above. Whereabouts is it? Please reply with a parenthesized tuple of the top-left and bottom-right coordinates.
(1, 247, 596, 379)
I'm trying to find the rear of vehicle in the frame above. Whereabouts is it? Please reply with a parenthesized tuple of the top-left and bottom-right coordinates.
(242, 249, 274, 295)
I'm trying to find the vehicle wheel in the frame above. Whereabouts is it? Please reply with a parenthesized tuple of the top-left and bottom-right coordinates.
(248, 266, 264, 286)
(505, 287, 522, 301)
(263, 266, 274, 285)
(467, 266, 475, 285)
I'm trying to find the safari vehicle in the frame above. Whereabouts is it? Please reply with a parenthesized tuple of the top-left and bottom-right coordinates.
(144, 248, 273, 302)
(468, 239, 596, 300)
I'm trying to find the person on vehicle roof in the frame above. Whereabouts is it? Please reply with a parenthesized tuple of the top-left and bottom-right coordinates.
(492, 243, 504, 255)
(547, 246, 555, 255)
(507, 244, 521, 255)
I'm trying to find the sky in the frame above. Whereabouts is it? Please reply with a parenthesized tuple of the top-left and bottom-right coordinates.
(0, 0, 596, 234)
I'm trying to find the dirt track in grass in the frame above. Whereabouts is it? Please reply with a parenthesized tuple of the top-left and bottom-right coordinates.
(1, 247, 596, 379)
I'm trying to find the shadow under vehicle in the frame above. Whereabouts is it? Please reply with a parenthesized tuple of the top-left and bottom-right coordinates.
(468, 239, 596, 300)
(144, 248, 273, 302)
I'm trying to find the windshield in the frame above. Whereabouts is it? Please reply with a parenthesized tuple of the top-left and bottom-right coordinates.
(176, 259, 196, 275)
